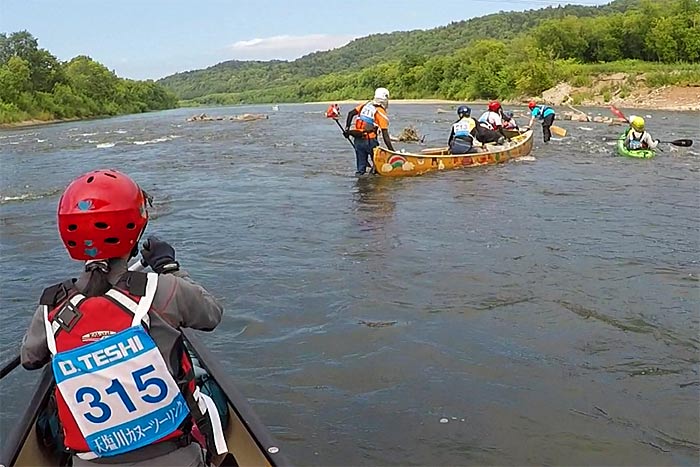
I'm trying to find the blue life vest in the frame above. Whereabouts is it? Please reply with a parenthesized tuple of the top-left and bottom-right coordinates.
(532, 105, 555, 119)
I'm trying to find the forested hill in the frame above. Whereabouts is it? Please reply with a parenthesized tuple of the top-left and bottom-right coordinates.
(0, 31, 178, 125)
(159, 0, 612, 99)
(157, 0, 699, 105)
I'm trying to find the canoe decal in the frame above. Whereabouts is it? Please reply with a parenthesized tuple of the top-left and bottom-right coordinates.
(388, 155, 407, 168)
(381, 154, 415, 173)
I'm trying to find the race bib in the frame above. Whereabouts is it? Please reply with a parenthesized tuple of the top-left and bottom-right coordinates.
(359, 104, 377, 120)
(629, 139, 643, 150)
(453, 120, 474, 136)
(52, 326, 189, 457)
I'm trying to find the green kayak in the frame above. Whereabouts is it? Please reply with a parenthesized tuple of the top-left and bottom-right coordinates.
(616, 132, 656, 159)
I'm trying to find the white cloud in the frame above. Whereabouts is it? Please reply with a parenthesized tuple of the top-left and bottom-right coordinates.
(227, 34, 356, 60)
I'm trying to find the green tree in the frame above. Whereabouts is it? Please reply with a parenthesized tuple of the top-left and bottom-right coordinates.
(0, 31, 64, 92)
(0, 56, 31, 103)
(646, 16, 679, 62)
(63, 56, 120, 112)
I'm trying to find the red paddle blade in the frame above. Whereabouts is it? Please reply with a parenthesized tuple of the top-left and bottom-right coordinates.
(325, 104, 341, 119)
(609, 105, 628, 122)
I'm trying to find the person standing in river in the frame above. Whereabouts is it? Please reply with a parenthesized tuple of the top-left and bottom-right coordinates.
(20, 169, 226, 466)
(526, 100, 556, 142)
(344, 87, 395, 176)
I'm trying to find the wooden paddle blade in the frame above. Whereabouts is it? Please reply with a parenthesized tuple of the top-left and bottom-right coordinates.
(551, 125, 567, 137)
(666, 139, 693, 147)
(609, 105, 628, 122)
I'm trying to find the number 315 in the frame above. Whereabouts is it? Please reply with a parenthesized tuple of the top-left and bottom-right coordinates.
(75, 364, 167, 424)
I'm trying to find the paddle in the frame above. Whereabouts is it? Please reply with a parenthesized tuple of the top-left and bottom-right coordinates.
(604, 136, 693, 147)
(610, 105, 629, 123)
(0, 258, 148, 381)
(610, 106, 693, 148)
(551, 125, 567, 137)
(326, 104, 356, 150)
(660, 139, 693, 147)
(326, 103, 380, 173)
(0, 355, 21, 380)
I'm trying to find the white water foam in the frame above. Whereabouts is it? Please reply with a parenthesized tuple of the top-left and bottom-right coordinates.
(515, 155, 537, 162)
(133, 137, 170, 145)
(0, 189, 60, 204)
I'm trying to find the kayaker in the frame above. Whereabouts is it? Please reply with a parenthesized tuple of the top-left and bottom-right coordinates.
(477, 100, 507, 144)
(344, 87, 396, 176)
(526, 100, 556, 142)
(624, 115, 659, 151)
(448, 105, 482, 154)
(502, 110, 519, 130)
(20, 169, 225, 466)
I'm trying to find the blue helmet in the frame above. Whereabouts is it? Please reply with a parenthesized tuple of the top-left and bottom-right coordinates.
(457, 105, 471, 118)
(503, 110, 514, 120)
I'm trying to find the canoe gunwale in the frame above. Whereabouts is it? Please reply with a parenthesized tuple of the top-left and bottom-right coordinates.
(182, 329, 292, 467)
(0, 365, 54, 467)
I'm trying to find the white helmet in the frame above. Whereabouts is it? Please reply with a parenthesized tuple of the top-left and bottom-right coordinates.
(374, 87, 390, 100)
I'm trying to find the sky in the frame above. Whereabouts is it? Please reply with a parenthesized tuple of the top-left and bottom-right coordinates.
(1, 0, 613, 81)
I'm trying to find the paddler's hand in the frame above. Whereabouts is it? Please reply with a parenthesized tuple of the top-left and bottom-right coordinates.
(140, 236, 180, 274)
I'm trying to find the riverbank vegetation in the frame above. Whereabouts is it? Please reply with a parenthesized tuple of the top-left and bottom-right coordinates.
(0, 31, 177, 124)
(160, 0, 700, 106)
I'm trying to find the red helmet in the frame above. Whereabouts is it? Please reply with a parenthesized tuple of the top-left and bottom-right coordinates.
(488, 100, 501, 112)
(528, 100, 537, 110)
(57, 169, 148, 260)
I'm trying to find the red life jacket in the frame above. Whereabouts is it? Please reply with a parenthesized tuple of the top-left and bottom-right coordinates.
(40, 272, 196, 456)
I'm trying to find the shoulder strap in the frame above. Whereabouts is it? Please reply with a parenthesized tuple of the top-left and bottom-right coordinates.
(133, 272, 159, 325)
(105, 272, 158, 326)
(44, 291, 88, 355)
(44, 273, 159, 355)
(39, 279, 76, 307)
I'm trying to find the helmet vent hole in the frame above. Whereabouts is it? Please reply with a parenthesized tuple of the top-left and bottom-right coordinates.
(67, 224, 78, 231)
(86, 176, 94, 183)
(126, 222, 136, 229)
(67, 241, 77, 247)
(104, 237, 119, 244)
(94, 222, 109, 229)
(104, 173, 117, 179)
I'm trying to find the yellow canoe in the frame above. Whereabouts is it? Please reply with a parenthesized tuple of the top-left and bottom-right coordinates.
(372, 129, 534, 177)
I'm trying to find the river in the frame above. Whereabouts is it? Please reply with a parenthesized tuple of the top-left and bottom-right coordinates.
(1, 104, 698, 466)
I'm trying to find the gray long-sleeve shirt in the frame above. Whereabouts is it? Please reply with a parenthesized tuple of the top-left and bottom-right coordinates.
(21, 258, 224, 374)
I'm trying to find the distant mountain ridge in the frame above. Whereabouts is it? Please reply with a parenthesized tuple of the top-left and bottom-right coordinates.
(158, 1, 628, 100)
(156, 0, 697, 104)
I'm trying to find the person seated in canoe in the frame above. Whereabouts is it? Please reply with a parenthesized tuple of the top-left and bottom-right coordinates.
(526, 100, 556, 143)
(502, 110, 519, 130)
(624, 116, 659, 151)
(448, 105, 482, 154)
(20, 169, 227, 466)
(344, 87, 395, 175)
(477, 100, 507, 144)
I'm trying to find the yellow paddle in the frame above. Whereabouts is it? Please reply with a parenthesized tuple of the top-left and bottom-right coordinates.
(551, 125, 567, 137)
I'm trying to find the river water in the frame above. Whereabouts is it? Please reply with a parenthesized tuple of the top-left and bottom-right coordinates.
(1, 104, 698, 466)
